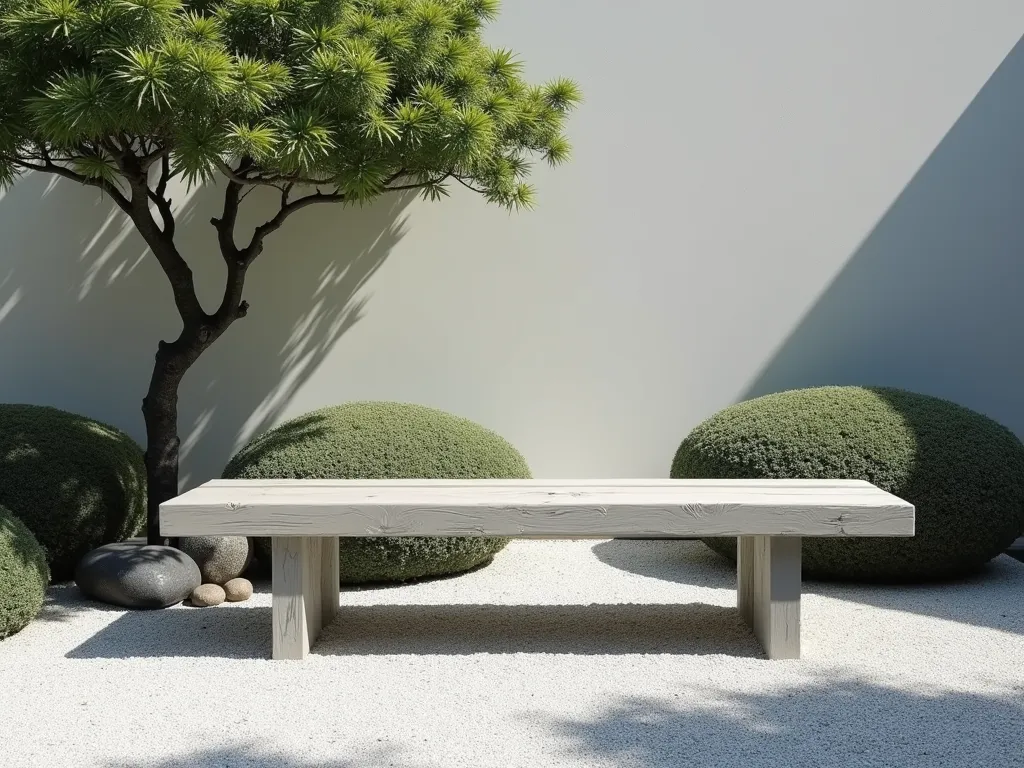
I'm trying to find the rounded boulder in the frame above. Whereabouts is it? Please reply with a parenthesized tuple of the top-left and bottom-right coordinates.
(671, 386, 1024, 582)
(176, 536, 251, 585)
(75, 542, 201, 609)
(222, 401, 532, 584)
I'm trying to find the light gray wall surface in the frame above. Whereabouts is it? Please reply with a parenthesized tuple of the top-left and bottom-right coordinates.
(2, 2, 1024, 487)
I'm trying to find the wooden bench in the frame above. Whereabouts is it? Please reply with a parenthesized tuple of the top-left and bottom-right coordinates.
(160, 478, 914, 660)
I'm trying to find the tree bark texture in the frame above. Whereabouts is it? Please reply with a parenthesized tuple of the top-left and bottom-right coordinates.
(142, 341, 191, 546)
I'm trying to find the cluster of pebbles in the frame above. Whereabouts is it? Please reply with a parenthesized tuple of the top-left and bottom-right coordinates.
(177, 536, 255, 608)
(190, 577, 253, 607)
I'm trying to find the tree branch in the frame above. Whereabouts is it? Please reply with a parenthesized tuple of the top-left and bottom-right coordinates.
(141, 144, 170, 172)
(14, 143, 204, 333)
(210, 157, 253, 260)
(128, 184, 205, 325)
(214, 159, 335, 189)
(155, 153, 171, 199)
(101, 145, 206, 326)
(208, 159, 255, 328)
(384, 176, 449, 192)
(10, 156, 133, 215)
(452, 175, 487, 194)
(243, 188, 347, 264)
(147, 153, 175, 238)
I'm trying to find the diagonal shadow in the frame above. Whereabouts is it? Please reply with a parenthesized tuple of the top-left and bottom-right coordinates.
(646, 37, 1024, 638)
(740, 35, 1024, 437)
(591, 539, 1024, 637)
(544, 671, 1024, 768)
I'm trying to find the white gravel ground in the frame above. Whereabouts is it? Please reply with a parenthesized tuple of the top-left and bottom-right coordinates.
(2, 539, 1023, 768)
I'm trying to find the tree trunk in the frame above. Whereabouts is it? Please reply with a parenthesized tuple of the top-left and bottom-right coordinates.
(142, 338, 204, 545)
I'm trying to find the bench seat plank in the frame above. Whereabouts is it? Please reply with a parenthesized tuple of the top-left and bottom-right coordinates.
(160, 479, 914, 538)
(159, 478, 914, 661)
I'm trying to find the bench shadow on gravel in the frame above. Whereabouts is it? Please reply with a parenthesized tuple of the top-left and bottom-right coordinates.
(65, 596, 763, 659)
(592, 539, 1024, 637)
(57, 566, 763, 659)
(101, 743, 427, 768)
(59, 548, 766, 659)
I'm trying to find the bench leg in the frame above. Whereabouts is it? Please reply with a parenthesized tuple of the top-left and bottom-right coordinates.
(321, 536, 340, 625)
(737, 535, 801, 660)
(272, 536, 325, 660)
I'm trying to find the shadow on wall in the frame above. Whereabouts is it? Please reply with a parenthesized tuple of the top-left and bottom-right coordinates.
(741, 34, 1024, 436)
(546, 671, 1024, 768)
(0, 173, 410, 488)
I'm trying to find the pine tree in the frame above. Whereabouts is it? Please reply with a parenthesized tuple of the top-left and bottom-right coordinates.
(0, 0, 580, 542)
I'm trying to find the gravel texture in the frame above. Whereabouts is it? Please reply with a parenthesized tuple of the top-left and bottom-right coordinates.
(2, 539, 1022, 768)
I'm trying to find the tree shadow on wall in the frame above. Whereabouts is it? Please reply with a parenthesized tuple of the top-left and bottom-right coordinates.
(0, 173, 411, 488)
(173, 185, 412, 488)
(739, 34, 1024, 438)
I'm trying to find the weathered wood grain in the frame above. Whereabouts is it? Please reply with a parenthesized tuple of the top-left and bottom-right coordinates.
(272, 536, 326, 660)
(737, 535, 801, 660)
(161, 479, 914, 538)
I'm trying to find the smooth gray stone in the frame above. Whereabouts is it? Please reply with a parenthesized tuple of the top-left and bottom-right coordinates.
(176, 536, 252, 585)
(75, 543, 201, 609)
(1009, 537, 1024, 564)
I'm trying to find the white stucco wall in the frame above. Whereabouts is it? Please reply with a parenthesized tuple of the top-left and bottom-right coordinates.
(2, 1, 1024, 487)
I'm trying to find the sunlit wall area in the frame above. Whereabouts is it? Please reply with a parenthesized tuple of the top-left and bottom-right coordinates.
(2, 1, 1023, 486)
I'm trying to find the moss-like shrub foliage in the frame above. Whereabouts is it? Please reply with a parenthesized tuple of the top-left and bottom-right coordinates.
(223, 402, 532, 584)
(671, 386, 1024, 582)
(0, 504, 49, 639)
(0, 404, 146, 581)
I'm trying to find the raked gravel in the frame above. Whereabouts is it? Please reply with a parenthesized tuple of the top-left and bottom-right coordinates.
(2, 539, 1023, 768)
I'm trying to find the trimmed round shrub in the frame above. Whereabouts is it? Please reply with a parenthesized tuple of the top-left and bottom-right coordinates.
(671, 386, 1024, 582)
(0, 404, 146, 581)
(223, 402, 532, 584)
(0, 504, 50, 639)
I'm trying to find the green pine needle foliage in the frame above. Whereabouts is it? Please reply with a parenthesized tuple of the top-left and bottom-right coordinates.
(0, 0, 580, 208)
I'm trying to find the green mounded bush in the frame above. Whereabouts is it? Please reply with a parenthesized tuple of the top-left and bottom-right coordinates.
(0, 504, 49, 639)
(223, 402, 532, 584)
(671, 386, 1024, 582)
(0, 404, 146, 581)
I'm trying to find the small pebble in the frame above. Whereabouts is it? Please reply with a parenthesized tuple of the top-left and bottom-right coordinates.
(190, 583, 226, 607)
(223, 577, 253, 602)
